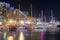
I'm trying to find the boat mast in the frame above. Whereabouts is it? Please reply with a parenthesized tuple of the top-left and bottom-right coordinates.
(41, 10, 44, 22)
(19, 4, 20, 10)
(31, 4, 32, 18)
(44, 15, 46, 22)
(51, 9, 54, 22)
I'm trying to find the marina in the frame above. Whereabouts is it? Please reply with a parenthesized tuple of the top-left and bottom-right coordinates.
(0, 2, 60, 40)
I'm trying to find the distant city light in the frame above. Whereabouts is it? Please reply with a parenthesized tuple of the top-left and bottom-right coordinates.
(6, 3, 10, 8)
(24, 20, 31, 24)
(0, 22, 2, 25)
(56, 22, 60, 25)
(36, 22, 42, 24)
(10, 7, 14, 10)
(8, 19, 13, 24)
(50, 20, 53, 23)
(28, 21, 31, 24)
(20, 20, 24, 24)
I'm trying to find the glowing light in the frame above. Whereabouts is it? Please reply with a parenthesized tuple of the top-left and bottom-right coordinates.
(19, 32, 25, 40)
(8, 19, 13, 23)
(7, 36, 14, 40)
(0, 22, 2, 25)
(20, 21, 24, 24)
(28, 21, 31, 24)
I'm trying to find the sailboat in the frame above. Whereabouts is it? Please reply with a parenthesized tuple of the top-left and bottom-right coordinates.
(33, 10, 48, 31)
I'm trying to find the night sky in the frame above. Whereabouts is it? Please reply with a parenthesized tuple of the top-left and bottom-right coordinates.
(1, 0, 60, 21)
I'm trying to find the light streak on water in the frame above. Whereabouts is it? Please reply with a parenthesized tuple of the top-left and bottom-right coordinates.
(19, 32, 25, 40)
(7, 36, 14, 40)
(3, 32, 7, 40)
(40, 30, 44, 40)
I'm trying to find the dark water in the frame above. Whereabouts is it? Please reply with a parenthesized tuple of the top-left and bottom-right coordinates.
(0, 30, 60, 40)
(31, 31, 59, 40)
(26, 30, 60, 40)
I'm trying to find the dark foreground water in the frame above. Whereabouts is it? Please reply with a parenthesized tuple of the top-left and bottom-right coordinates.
(27, 30, 60, 40)
(0, 29, 60, 40)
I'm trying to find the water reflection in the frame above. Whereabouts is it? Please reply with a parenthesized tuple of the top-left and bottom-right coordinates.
(3, 32, 7, 40)
(7, 36, 14, 40)
(40, 30, 44, 40)
(19, 32, 25, 40)
(0, 29, 59, 40)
